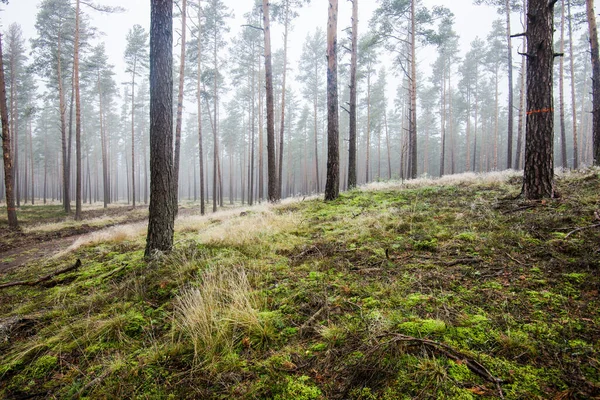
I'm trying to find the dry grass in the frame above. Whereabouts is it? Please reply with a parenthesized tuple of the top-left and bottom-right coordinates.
(53, 222, 147, 258)
(174, 265, 264, 361)
(362, 170, 523, 192)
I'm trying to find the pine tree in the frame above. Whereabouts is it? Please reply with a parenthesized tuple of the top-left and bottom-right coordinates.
(145, 0, 175, 257)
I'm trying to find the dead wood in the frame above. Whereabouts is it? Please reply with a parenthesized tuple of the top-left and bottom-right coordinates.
(0, 259, 82, 289)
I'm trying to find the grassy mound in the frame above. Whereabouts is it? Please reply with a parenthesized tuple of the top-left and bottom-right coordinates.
(1, 170, 599, 399)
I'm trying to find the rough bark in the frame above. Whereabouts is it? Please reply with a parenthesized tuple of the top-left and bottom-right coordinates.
(325, 0, 339, 201)
(74, 0, 82, 220)
(57, 32, 70, 214)
(145, 0, 175, 257)
(263, 0, 277, 202)
(586, 0, 600, 165)
(559, 0, 567, 169)
(409, 0, 418, 179)
(277, 0, 290, 200)
(347, 0, 358, 189)
(196, 0, 205, 215)
(173, 0, 187, 213)
(0, 33, 18, 229)
(567, 0, 578, 169)
(505, 0, 514, 169)
(523, 0, 556, 199)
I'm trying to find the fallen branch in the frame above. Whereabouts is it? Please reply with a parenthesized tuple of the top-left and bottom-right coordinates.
(444, 258, 481, 267)
(564, 224, 600, 239)
(300, 305, 327, 336)
(0, 259, 82, 289)
(376, 333, 505, 399)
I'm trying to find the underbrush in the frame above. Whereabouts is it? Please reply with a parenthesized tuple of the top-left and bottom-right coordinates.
(1, 170, 599, 399)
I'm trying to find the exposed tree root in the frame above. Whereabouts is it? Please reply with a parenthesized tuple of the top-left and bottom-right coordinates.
(375, 333, 505, 399)
(0, 259, 82, 289)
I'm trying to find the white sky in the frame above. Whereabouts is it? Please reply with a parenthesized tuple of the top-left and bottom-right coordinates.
(0, 0, 541, 106)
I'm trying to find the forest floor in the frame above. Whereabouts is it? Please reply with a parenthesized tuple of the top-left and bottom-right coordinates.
(0, 170, 599, 399)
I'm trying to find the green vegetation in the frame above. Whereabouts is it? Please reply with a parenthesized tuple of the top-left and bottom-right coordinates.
(1, 171, 599, 398)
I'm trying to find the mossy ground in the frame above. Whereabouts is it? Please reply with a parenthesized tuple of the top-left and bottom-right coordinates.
(0, 171, 599, 399)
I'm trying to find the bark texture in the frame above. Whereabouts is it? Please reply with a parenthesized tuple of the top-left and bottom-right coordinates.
(523, 0, 555, 199)
(347, 0, 358, 189)
(0, 33, 18, 229)
(586, 0, 600, 165)
(325, 0, 339, 201)
(145, 0, 175, 257)
(263, 0, 277, 202)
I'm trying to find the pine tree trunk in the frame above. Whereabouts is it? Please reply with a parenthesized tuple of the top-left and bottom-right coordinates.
(409, 0, 418, 179)
(75, 0, 82, 219)
(196, 0, 205, 215)
(258, 53, 264, 202)
(145, 0, 175, 257)
(57, 33, 70, 213)
(131, 56, 137, 209)
(28, 120, 34, 205)
(263, 0, 277, 202)
(516, 55, 526, 169)
(559, 0, 568, 169)
(277, 0, 290, 200)
(173, 0, 187, 213)
(365, 72, 371, 183)
(0, 34, 18, 229)
(347, 0, 358, 189)
(98, 71, 109, 208)
(586, 0, 600, 165)
(523, 0, 556, 199)
(505, 0, 514, 169)
(567, 0, 578, 169)
(324, 0, 339, 201)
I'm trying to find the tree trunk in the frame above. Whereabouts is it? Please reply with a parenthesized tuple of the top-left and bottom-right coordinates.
(559, 0, 567, 169)
(567, 0, 578, 169)
(263, 0, 277, 202)
(258, 53, 264, 202)
(173, 0, 187, 213)
(131, 56, 137, 209)
(505, 0, 514, 169)
(523, 0, 556, 199)
(409, 0, 418, 179)
(196, 0, 205, 215)
(586, 0, 600, 165)
(384, 108, 391, 179)
(28, 119, 34, 205)
(347, 0, 358, 189)
(57, 32, 70, 214)
(0, 34, 18, 229)
(277, 0, 290, 199)
(365, 72, 371, 183)
(516, 54, 526, 169)
(75, 0, 82, 219)
(325, 0, 339, 201)
(145, 0, 175, 257)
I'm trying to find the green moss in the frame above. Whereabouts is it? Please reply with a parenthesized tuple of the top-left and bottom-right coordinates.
(398, 319, 446, 336)
(31, 355, 58, 378)
(273, 375, 323, 400)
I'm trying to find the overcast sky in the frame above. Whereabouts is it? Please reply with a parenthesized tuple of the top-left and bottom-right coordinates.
(2, 0, 514, 104)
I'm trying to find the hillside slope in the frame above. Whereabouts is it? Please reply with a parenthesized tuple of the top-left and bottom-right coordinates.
(1, 170, 599, 399)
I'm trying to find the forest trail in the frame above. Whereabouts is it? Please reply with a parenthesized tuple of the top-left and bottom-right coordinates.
(0, 206, 218, 274)
(0, 206, 149, 274)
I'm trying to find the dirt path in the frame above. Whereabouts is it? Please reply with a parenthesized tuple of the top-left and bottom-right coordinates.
(0, 206, 204, 275)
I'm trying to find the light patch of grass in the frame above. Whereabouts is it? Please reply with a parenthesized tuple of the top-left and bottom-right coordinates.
(363, 170, 522, 192)
(174, 265, 267, 362)
(194, 208, 301, 252)
(54, 222, 147, 258)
